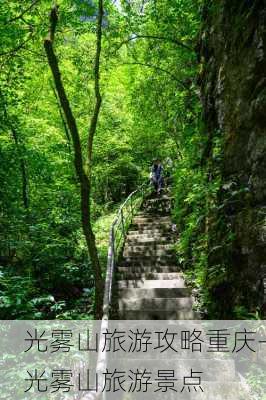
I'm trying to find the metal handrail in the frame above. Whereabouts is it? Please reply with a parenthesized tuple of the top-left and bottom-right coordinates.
(81, 181, 163, 400)
(82, 183, 150, 400)
(102, 182, 149, 320)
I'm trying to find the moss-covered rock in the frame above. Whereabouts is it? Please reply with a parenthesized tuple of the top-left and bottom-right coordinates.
(199, 0, 266, 317)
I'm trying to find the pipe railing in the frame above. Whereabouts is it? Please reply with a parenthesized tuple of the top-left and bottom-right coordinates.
(81, 183, 150, 400)
(102, 182, 149, 319)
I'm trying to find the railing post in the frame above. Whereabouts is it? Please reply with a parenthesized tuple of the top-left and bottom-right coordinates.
(109, 226, 115, 305)
(130, 195, 133, 221)
(121, 209, 125, 238)
(111, 225, 115, 263)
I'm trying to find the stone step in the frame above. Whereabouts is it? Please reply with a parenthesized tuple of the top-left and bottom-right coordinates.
(123, 253, 176, 261)
(117, 278, 185, 289)
(143, 204, 171, 209)
(118, 287, 190, 298)
(127, 229, 172, 235)
(124, 243, 174, 251)
(122, 255, 176, 266)
(132, 221, 172, 228)
(136, 212, 170, 218)
(133, 216, 172, 224)
(126, 236, 174, 244)
(130, 226, 173, 233)
(132, 218, 172, 224)
(135, 211, 171, 215)
(144, 196, 172, 203)
(127, 231, 172, 236)
(123, 248, 175, 258)
(118, 309, 198, 320)
(143, 208, 171, 215)
(119, 296, 193, 311)
(143, 200, 172, 206)
(117, 265, 179, 274)
(116, 272, 184, 281)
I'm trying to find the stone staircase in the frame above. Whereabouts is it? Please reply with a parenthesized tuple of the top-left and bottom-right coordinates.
(108, 193, 254, 399)
(115, 193, 197, 320)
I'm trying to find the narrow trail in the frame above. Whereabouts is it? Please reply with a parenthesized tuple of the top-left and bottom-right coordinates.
(115, 193, 197, 320)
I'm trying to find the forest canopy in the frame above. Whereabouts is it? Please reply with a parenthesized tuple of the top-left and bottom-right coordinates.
(0, 0, 204, 319)
(3, 0, 261, 321)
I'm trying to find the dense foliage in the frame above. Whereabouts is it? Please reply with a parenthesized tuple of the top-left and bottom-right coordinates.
(1, 0, 260, 319)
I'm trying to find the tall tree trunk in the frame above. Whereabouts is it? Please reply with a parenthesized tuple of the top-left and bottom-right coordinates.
(0, 91, 29, 210)
(10, 126, 29, 210)
(51, 82, 71, 151)
(84, 0, 104, 319)
(44, 4, 103, 319)
(87, 0, 103, 174)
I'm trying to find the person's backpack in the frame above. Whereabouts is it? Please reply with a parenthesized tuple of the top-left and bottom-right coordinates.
(156, 164, 163, 179)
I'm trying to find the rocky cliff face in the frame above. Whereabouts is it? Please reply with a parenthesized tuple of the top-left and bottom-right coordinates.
(199, 0, 266, 317)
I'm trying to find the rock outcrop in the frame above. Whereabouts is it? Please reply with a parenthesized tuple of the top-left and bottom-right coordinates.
(199, 0, 266, 317)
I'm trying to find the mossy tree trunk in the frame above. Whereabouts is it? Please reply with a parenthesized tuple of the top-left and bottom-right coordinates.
(44, 4, 104, 319)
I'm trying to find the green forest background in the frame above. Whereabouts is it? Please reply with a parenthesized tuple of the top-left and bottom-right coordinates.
(0, 0, 263, 320)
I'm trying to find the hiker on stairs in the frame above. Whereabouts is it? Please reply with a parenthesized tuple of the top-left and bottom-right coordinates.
(150, 158, 164, 195)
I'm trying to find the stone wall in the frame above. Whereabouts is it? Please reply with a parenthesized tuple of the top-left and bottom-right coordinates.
(199, 0, 266, 316)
